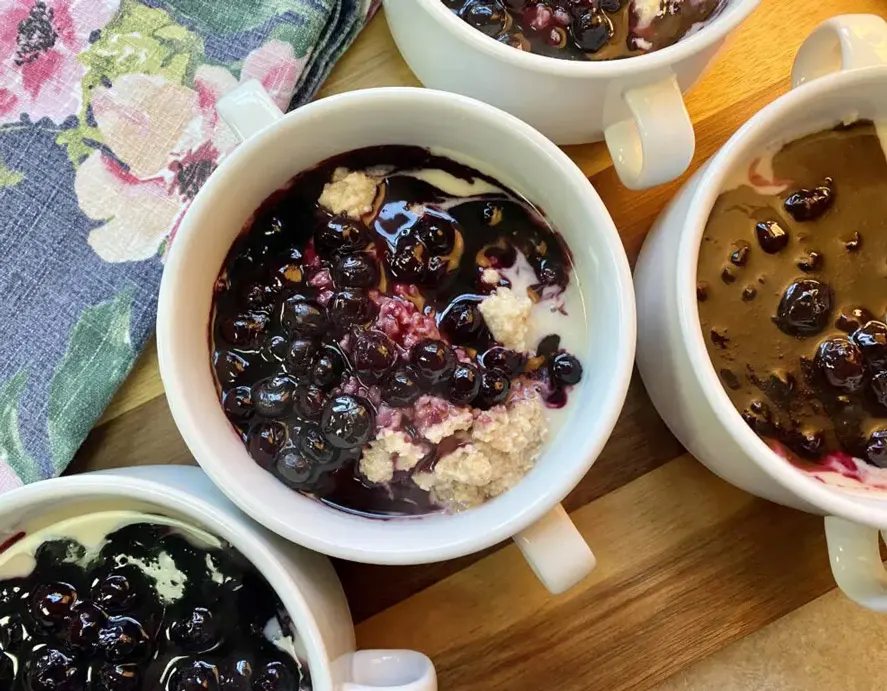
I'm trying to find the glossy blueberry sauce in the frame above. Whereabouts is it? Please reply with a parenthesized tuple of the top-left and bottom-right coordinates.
(0, 521, 308, 691)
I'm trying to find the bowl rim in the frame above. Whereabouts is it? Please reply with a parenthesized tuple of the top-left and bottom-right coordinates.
(157, 86, 637, 563)
(400, 0, 762, 77)
(673, 65, 887, 528)
(0, 467, 337, 687)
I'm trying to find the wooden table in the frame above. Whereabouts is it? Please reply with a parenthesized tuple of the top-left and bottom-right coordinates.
(72, 2, 887, 688)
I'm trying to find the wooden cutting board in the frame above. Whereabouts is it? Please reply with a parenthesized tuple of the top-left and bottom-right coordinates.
(72, 1, 887, 688)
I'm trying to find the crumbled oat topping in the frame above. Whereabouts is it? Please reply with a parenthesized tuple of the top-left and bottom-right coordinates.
(412, 395, 548, 510)
(479, 286, 533, 352)
(359, 430, 429, 484)
(318, 167, 379, 219)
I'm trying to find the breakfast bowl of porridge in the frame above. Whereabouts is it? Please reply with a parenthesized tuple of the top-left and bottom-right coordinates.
(382, 0, 760, 188)
(634, 16, 887, 611)
(0, 465, 435, 691)
(157, 83, 635, 594)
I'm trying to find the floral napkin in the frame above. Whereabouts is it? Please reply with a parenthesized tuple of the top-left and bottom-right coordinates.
(0, 0, 378, 491)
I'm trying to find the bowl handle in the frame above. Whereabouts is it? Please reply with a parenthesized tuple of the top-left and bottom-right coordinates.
(217, 79, 285, 142)
(791, 13, 887, 88)
(513, 504, 596, 595)
(824, 516, 887, 612)
(341, 650, 436, 691)
(602, 74, 696, 191)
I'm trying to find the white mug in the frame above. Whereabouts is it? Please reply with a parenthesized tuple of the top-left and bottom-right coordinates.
(635, 15, 887, 611)
(0, 465, 436, 690)
(157, 85, 636, 594)
(382, 0, 760, 189)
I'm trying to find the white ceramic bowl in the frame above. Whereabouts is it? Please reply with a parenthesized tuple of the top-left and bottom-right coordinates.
(157, 85, 636, 594)
(382, 0, 760, 189)
(634, 15, 887, 612)
(0, 465, 435, 690)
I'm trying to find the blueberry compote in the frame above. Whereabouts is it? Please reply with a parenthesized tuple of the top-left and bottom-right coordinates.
(443, 0, 726, 61)
(0, 513, 308, 690)
(698, 121, 887, 477)
(211, 145, 585, 516)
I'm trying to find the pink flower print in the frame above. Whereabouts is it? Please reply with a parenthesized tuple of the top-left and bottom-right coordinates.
(74, 40, 303, 263)
(0, 0, 120, 124)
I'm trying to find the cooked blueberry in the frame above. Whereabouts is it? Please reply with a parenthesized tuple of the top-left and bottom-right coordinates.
(415, 214, 457, 254)
(90, 567, 149, 614)
(222, 387, 254, 422)
(796, 250, 823, 273)
(871, 371, 887, 408)
(480, 347, 525, 377)
(171, 607, 218, 651)
(297, 425, 338, 464)
(321, 395, 375, 449)
(815, 337, 866, 393)
(730, 243, 750, 267)
(316, 216, 370, 255)
(328, 289, 376, 328)
(354, 332, 397, 383)
(476, 369, 511, 408)
(30, 582, 77, 627)
(97, 616, 150, 663)
(310, 349, 345, 390)
(440, 302, 485, 344)
(784, 178, 834, 221)
(755, 220, 789, 254)
(286, 338, 318, 372)
(459, 0, 508, 36)
(866, 429, 887, 468)
(263, 335, 289, 363)
(382, 367, 423, 408)
(220, 659, 254, 691)
(782, 427, 825, 459)
(65, 602, 107, 652)
(741, 400, 774, 437)
(247, 422, 288, 468)
(270, 261, 304, 293)
(836, 307, 875, 334)
(275, 450, 317, 489)
(551, 353, 583, 386)
(600, 0, 621, 11)
(449, 363, 481, 405)
(334, 254, 379, 288)
(92, 663, 140, 691)
(294, 386, 326, 420)
(281, 299, 328, 336)
(214, 351, 250, 385)
(742, 285, 757, 302)
(252, 376, 296, 417)
(240, 281, 277, 309)
(220, 311, 269, 348)
(0, 611, 26, 652)
(411, 339, 457, 389)
(536, 257, 565, 287)
(570, 10, 613, 52)
(171, 660, 219, 691)
(26, 648, 81, 691)
(773, 279, 832, 337)
(852, 321, 887, 369)
(252, 661, 297, 691)
(249, 211, 288, 257)
(388, 239, 431, 284)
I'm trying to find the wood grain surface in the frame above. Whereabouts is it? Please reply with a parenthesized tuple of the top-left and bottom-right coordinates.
(72, 1, 887, 688)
